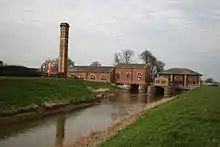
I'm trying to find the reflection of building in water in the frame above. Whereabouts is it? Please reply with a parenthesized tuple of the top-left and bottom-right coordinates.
(137, 93, 147, 103)
(146, 96, 155, 103)
(111, 104, 127, 120)
(55, 116, 66, 147)
(116, 91, 132, 104)
(110, 91, 133, 120)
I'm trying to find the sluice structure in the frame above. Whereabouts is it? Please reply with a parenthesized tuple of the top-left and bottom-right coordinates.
(164, 87, 174, 98)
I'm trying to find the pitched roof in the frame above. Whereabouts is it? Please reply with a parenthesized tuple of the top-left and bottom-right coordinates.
(115, 63, 148, 69)
(68, 66, 114, 73)
(159, 68, 202, 76)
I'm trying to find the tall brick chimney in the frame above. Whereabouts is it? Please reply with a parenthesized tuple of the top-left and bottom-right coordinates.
(58, 22, 70, 77)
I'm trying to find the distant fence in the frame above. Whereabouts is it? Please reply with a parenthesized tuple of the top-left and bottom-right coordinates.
(0, 66, 41, 77)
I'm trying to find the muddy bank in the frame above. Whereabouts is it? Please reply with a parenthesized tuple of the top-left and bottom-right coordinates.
(66, 96, 178, 147)
(0, 90, 115, 126)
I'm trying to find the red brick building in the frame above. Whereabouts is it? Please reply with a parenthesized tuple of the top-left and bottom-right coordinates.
(66, 63, 150, 85)
(114, 63, 150, 85)
(41, 59, 58, 76)
(155, 68, 202, 89)
(67, 66, 114, 83)
(42, 59, 202, 91)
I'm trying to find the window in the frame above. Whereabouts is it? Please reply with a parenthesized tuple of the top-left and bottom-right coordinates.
(126, 72, 132, 78)
(192, 81, 195, 84)
(116, 72, 120, 79)
(79, 74, 84, 79)
(137, 73, 142, 80)
(156, 80, 160, 84)
(161, 80, 166, 84)
(101, 75, 107, 80)
(90, 75, 96, 80)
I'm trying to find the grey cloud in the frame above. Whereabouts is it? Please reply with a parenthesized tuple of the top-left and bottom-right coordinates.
(0, 0, 220, 80)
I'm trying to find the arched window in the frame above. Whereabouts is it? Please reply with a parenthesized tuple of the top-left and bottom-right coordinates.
(116, 72, 120, 79)
(126, 72, 132, 78)
(101, 75, 107, 80)
(137, 72, 142, 80)
(90, 74, 96, 80)
(79, 74, 85, 79)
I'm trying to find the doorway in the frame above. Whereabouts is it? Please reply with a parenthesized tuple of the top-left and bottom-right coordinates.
(154, 86, 164, 96)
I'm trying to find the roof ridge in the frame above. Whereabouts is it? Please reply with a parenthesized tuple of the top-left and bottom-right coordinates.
(161, 68, 202, 76)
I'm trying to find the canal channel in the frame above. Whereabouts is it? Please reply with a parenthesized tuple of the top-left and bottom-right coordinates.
(0, 90, 162, 147)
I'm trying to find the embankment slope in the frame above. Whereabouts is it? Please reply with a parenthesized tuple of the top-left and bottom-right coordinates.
(101, 86, 220, 147)
(0, 77, 115, 114)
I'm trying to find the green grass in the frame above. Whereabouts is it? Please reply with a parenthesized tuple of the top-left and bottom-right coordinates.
(0, 77, 114, 111)
(101, 86, 220, 147)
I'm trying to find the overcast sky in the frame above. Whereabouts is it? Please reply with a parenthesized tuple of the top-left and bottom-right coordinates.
(0, 0, 220, 80)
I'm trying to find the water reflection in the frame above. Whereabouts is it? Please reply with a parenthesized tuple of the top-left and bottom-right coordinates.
(110, 91, 131, 120)
(0, 90, 162, 147)
(137, 93, 148, 103)
(55, 116, 65, 147)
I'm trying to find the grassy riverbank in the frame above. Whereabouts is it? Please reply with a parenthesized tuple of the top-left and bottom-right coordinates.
(0, 77, 115, 113)
(101, 86, 220, 147)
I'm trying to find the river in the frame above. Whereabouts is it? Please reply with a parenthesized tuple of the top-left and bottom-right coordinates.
(0, 90, 161, 147)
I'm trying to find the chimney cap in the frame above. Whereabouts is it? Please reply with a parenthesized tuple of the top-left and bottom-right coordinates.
(60, 22, 70, 27)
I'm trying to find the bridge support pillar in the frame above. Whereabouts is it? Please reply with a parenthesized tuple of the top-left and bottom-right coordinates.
(164, 86, 174, 98)
(138, 84, 147, 93)
(147, 86, 155, 96)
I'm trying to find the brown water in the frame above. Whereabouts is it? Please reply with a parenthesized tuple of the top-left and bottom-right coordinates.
(0, 90, 161, 147)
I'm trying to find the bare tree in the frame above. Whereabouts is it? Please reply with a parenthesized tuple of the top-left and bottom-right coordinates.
(114, 49, 134, 64)
(40, 57, 75, 73)
(114, 53, 120, 65)
(140, 50, 156, 66)
(54, 57, 75, 67)
(140, 49, 165, 76)
(90, 61, 101, 67)
(155, 60, 165, 72)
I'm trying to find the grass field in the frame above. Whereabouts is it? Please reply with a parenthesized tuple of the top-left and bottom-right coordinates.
(0, 77, 114, 112)
(101, 86, 220, 147)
